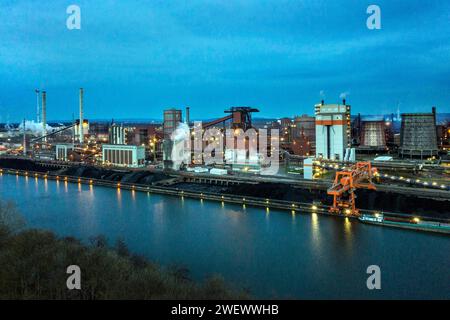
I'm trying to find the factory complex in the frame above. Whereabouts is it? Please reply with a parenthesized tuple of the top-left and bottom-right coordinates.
(0, 88, 449, 217)
(1, 89, 449, 172)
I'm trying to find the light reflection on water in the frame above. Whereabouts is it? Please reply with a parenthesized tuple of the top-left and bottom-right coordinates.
(0, 174, 449, 299)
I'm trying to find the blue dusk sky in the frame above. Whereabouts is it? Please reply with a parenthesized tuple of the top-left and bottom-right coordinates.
(0, 0, 449, 122)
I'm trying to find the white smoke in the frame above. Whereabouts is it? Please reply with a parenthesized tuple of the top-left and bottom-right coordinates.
(319, 90, 326, 98)
(170, 122, 191, 170)
(339, 91, 350, 100)
(18, 120, 54, 135)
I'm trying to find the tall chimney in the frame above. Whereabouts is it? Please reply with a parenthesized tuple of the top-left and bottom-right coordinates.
(321, 100, 324, 105)
(343, 99, 346, 105)
(35, 89, 40, 123)
(79, 88, 84, 144)
(186, 106, 190, 126)
(42, 91, 47, 142)
(432, 106, 437, 125)
(23, 118, 27, 156)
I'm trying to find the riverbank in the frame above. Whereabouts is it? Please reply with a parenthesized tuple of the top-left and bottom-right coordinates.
(2, 172, 449, 299)
(0, 200, 248, 300)
(1, 158, 449, 220)
(2, 167, 449, 235)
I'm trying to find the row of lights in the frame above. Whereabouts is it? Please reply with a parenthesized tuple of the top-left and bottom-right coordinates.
(7, 168, 428, 224)
(317, 163, 447, 190)
(8, 169, 329, 215)
(379, 173, 447, 190)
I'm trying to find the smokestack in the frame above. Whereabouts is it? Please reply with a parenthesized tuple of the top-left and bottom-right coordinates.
(42, 91, 47, 141)
(35, 89, 40, 123)
(186, 106, 190, 126)
(432, 106, 437, 126)
(343, 99, 346, 105)
(321, 100, 324, 105)
(79, 88, 84, 144)
(23, 119, 27, 156)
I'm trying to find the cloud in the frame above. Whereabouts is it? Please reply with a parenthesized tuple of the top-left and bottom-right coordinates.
(0, 1, 449, 120)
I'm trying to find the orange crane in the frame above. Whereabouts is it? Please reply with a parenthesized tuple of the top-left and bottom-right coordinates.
(327, 161, 378, 216)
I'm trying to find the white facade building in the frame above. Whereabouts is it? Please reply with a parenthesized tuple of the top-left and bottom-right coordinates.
(315, 102, 351, 161)
(109, 124, 128, 145)
(303, 157, 314, 179)
(55, 143, 74, 161)
(102, 144, 145, 168)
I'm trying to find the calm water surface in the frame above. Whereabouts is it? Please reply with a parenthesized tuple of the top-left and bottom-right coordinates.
(0, 173, 449, 299)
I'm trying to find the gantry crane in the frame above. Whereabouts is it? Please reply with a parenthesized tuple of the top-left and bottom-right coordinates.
(327, 161, 378, 216)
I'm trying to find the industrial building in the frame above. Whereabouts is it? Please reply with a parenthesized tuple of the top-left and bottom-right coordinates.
(399, 108, 438, 159)
(109, 124, 129, 145)
(163, 106, 261, 168)
(294, 115, 315, 141)
(437, 123, 449, 151)
(102, 144, 145, 168)
(55, 143, 74, 161)
(315, 100, 351, 160)
(163, 109, 183, 139)
(279, 117, 293, 143)
(74, 119, 89, 142)
(89, 121, 110, 142)
(291, 115, 315, 156)
(359, 120, 387, 150)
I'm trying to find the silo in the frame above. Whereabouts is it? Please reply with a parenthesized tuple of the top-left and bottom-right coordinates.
(360, 121, 386, 149)
(399, 108, 438, 159)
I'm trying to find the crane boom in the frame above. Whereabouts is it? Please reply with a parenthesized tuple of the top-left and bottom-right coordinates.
(327, 161, 377, 216)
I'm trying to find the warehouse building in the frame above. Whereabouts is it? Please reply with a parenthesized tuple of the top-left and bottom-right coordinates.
(102, 144, 145, 168)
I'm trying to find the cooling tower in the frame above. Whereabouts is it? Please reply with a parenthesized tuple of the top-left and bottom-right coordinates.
(360, 121, 386, 149)
(399, 108, 438, 158)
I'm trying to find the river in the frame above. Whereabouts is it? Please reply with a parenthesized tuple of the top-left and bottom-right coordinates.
(0, 173, 449, 299)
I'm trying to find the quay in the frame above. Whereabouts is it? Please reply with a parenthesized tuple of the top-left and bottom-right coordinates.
(2, 167, 449, 234)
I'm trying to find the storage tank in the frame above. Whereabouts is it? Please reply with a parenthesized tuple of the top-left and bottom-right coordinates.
(399, 108, 438, 159)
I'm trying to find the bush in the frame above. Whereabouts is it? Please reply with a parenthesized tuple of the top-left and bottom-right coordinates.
(0, 201, 249, 300)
